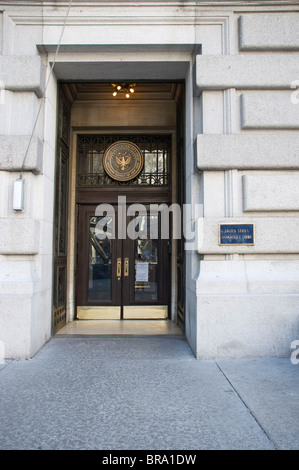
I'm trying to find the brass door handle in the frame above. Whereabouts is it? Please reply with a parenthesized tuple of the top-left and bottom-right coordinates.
(124, 257, 129, 277)
(117, 258, 122, 278)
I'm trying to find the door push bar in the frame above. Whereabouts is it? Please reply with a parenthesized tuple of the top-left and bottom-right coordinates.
(117, 258, 122, 279)
(124, 257, 129, 277)
(117, 257, 129, 279)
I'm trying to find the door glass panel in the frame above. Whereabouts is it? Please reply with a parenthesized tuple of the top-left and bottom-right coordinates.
(134, 215, 158, 302)
(88, 216, 112, 301)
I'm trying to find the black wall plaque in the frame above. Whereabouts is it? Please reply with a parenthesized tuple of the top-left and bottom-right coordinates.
(219, 224, 255, 246)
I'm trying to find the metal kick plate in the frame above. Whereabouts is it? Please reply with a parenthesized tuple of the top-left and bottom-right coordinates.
(123, 305, 168, 319)
(77, 306, 121, 320)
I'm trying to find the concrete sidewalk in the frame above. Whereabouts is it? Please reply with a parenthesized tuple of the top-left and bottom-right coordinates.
(0, 335, 298, 450)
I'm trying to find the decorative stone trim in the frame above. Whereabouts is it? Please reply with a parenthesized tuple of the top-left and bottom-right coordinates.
(197, 134, 299, 170)
(0, 56, 45, 98)
(241, 92, 299, 130)
(0, 135, 43, 174)
(0, 218, 40, 255)
(196, 54, 299, 91)
(243, 174, 299, 212)
(239, 14, 299, 51)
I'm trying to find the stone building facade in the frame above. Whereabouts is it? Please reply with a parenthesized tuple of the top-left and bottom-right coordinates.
(0, 0, 298, 359)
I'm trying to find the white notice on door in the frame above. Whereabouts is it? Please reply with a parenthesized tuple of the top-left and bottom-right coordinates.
(136, 262, 149, 282)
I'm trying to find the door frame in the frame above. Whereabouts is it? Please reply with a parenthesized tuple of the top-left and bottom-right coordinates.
(69, 128, 178, 324)
(57, 80, 186, 328)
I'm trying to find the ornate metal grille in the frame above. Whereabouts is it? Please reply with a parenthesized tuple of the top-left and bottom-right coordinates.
(77, 135, 171, 187)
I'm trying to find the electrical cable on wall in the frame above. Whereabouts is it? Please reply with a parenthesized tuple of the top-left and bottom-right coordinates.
(18, 0, 73, 179)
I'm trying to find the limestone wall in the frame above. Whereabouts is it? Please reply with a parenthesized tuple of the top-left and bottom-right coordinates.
(195, 11, 299, 358)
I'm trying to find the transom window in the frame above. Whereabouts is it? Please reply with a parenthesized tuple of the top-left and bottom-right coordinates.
(77, 134, 171, 187)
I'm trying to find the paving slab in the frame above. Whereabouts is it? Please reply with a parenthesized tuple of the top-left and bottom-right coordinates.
(216, 358, 299, 451)
(0, 337, 298, 450)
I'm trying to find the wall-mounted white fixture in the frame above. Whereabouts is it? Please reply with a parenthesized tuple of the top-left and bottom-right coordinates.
(13, 178, 24, 212)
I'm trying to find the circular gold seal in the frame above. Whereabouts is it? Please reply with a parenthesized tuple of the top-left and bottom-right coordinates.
(103, 141, 144, 182)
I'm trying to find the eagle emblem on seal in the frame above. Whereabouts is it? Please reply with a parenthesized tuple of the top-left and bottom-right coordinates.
(116, 153, 131, 171)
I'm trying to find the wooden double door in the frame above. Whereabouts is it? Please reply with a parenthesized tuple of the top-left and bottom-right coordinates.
(76, 202, 170, 320)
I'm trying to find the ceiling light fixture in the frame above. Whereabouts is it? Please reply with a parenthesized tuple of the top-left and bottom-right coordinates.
(111, 83, 136, 99)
